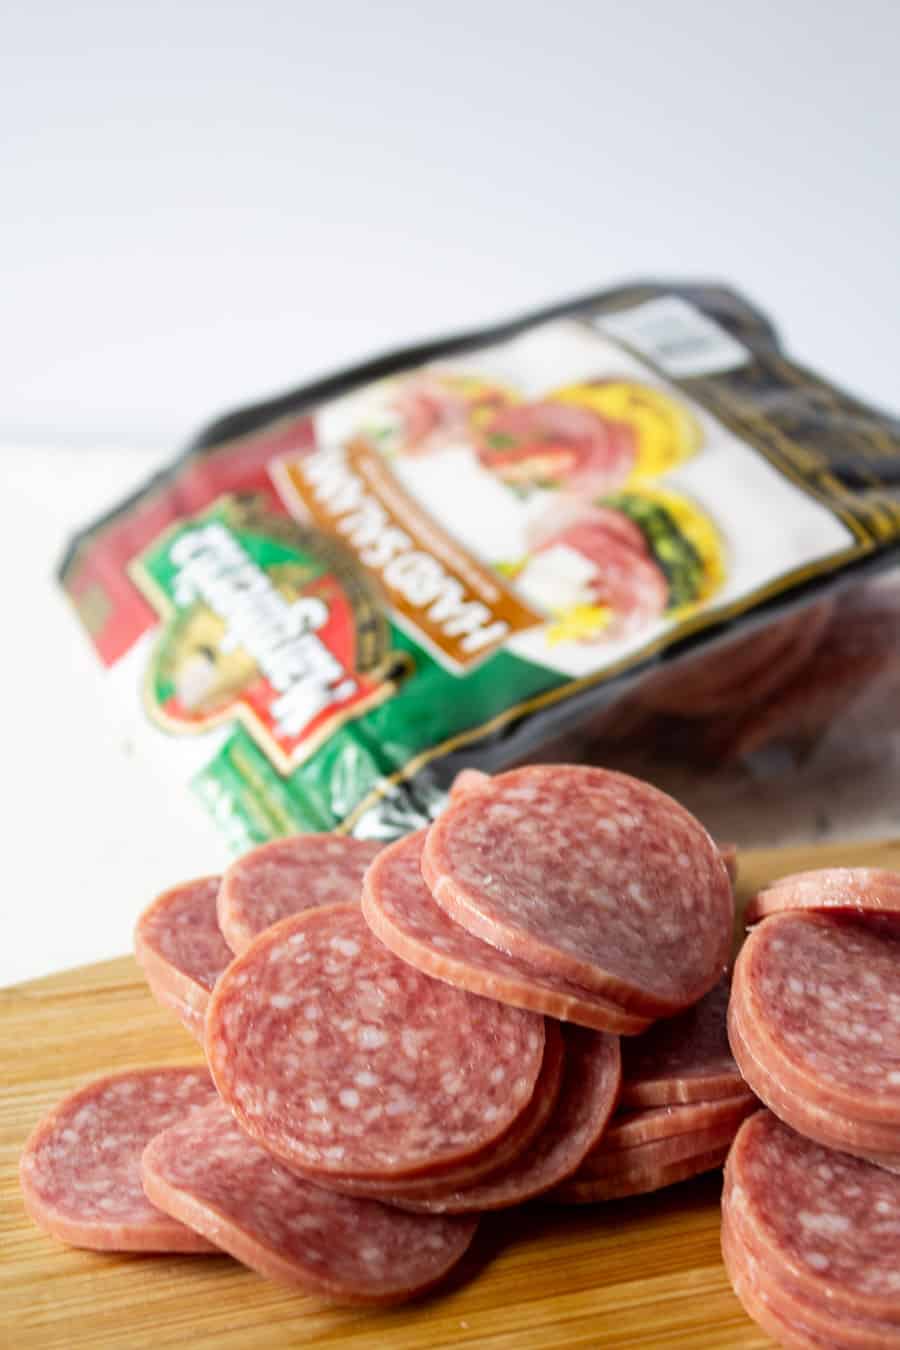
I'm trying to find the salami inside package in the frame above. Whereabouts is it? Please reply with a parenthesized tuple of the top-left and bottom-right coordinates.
(59, 281, 900, 849)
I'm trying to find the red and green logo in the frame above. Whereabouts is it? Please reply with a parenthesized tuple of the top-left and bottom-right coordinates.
(130, 494, 408, 771)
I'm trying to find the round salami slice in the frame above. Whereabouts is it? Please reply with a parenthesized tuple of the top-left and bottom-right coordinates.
(135, 876, 232, 1043)
(321, 1021, 565, 1201)
(722, 1202, 900, 1349)
(422, 765, 733, 1017)
(723, 1111, 900, 1325)
(727, 993, 900, 1160)
(142, 1099, 477, 1305)
(578, 1119, 746, 1179)
(720, 1211, 886, 1350)
(619, 976, 744, 1107)
(206, 903, 546, 1182)
(362, 832, 652, 1035)
(550, 1145, 729, 1204)
(448, 769, 492, 803)
(393, 1026, 621, 1214)
(19, 1067, 218, 1252)
(217, 835, 384, 955)
(732, 912, 900, 1125)
(745, 867, 900, 929)
(603, 1091, 756, 1151)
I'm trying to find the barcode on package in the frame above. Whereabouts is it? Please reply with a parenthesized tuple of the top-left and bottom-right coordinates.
(598, 296, 750, 378)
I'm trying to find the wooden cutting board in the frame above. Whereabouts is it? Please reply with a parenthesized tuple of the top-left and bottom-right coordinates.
(4, 836, 899, 1350)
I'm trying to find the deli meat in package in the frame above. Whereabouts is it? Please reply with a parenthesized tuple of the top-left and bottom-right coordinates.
(59, 281, 900, 849)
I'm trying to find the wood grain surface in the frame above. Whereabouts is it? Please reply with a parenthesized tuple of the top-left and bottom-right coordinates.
(5, 836, 899, 1349)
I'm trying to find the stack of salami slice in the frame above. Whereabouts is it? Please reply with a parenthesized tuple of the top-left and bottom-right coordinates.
(22, 763, 752, 1309)
(731, 869, 900, 1170)
(721, 867, 900, 1347)
(554, 978, 756, 1202)
(722, 1111, 900, 1349)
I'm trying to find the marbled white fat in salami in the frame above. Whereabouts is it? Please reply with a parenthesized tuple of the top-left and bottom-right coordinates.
(142, 1099, 478, 1305)
(722, 1197, 900, 1348)
(745, 867, 900, 930)
(19, 1068, 218, 1252)
(324, 1022, 565, 1201)
(134, 877, 232, 1042)
(206, 903, 546, 1181)
(217, 835, 383, 955)
(422, 766, 733, 1016)
(362, 832, 651, 1035)
(723, 1110, 900, 1325)
(620, 976, 744, 1107)
(394, 1026, 621, 1214)
(727, 993, 900, 1165)
(732, 912, 900, 1125)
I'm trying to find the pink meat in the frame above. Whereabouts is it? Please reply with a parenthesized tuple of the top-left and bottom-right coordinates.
(19, 1067, 218, 1253)
(205, 903, 546, 1181)
(394, 1026, 621, 1213)
(362, 831, 652, 1035)
(525, 497, 649, 558)
(723, 1193, 900, 1347)
(745, 867, 900, 929)
(134, 876, 232, 1042)
(217, 834, 383, 955)
(620, 975, 744, 1107)
(603, 1092, 756, 1150)
(321, 1023, 565, 1201)
(727, 991, 900, 1161)
(475, 400, 636, 495)
(732, 912, 900, 1125)
(579, 1119, 747, 1179)
(422, 765, 734, 1017)
(533, 519, 669, 637)
(551, 1145, 729, 1204)
(723, 1110, 900, 1324)
(142, 1098, 477, 1305)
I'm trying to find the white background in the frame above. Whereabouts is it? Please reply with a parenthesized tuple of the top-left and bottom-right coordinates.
(3, 0, 899, 985)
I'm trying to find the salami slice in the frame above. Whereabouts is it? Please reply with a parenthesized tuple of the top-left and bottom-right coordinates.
(550, 1145, 729, 1204)
(727, 993, 900, 1161)
(603, 1091, 756, 1151)
(723, 1111, 900, 1325)
(206, 903, 546, 1182)
(638, 601, 833, 720)
(731, 912, 900, 1125)
(362, 832, 651, 1035)
(448, 769, 492, 802)
(578, 1119, 746, 1179)
(322, 1021, 565, 1201)
(142, 1099, 477, 1305)
(422, 765, 733, 1016)
(134, 876, 232, 1042)
(719, 843, 738, 888)
(721, 1212, 886, 1350)
(217, 835, 383, 955)
(722, 1202, 900, 1349)
(393, 1026, 621, 1213)
(620, 976, 744, 1107)
(19, 1068, 218, 1252)
(745, 867, 900, 928)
